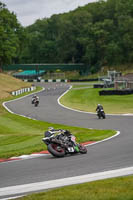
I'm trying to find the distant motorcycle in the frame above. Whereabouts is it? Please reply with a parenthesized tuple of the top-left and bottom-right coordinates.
(97, 109, 106, 119)
(31, 96, 39, 107)
(42, 129, 87, 157)
(31, 97, 35, 104)
(34, 99, 39, 107)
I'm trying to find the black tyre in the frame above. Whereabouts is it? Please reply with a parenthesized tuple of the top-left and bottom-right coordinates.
(102, 112, 105, 119)
(34, 101, 39, 107)
(48, 143, 65, 157)
(31, 99, 35, 104)
(97, 113, 101, 119)
(78, 144, 87, 154)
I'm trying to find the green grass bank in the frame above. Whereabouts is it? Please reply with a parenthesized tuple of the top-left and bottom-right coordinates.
(0, 111, 115, 158)
(60, 86, 133, 114)
(0, 74, 116, 158)
(15, 175, 133, 200)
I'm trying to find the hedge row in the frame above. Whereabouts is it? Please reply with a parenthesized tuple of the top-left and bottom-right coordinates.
(99, 89, 133, 96)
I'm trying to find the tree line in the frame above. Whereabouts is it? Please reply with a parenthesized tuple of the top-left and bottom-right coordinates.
(0, 0, 133, 73)
(0, 2, 26, 70)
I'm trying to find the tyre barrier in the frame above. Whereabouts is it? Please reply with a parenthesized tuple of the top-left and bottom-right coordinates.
(94, 84, 114, 88)
(24, 79, 68, 83)
(11, 86, 36, 96)
(99, 89, 133, 96)
(94, 84, 104, 88)
(70, 78, 98, 82)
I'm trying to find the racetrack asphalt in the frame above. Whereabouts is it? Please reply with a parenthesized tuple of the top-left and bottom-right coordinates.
(0, 82, 133, 199)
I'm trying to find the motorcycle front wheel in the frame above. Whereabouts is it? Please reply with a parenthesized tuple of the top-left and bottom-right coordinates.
(78, 144, 87, 154)
(48, 143, 65, 157)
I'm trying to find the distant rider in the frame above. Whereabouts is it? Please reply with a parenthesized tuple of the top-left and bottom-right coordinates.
(32, 94, 39, 103)
(96, 104, 104, 113)
(31, 95, 36, 104)
(35, 95, 39, 102)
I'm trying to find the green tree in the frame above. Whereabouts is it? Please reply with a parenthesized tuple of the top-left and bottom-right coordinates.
(19, 0, 133, 73)
(0, 2, 23, 70)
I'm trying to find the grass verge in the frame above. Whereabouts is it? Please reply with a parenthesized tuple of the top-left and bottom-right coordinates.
(60, 87, 133, 114)
(0, 78, 116, 158)
(15, 175, 133, 200)
(0, 112, 115, 158)
(0, 86, 116, 158)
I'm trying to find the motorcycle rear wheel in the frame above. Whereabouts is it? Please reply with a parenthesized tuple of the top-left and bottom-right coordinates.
(34, 102, 39, 107)
(48, 143, 65, 157)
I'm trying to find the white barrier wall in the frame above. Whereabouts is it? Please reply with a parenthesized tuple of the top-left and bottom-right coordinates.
(11, 86, 36, 96)
(22, 79, 68, 82)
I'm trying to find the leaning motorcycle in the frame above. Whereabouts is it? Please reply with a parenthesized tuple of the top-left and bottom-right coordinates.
(34, 99, 39, 107)
(31, 97, 35, 104)
(42, 131, 87, 157)
(97, 109, 106, 119)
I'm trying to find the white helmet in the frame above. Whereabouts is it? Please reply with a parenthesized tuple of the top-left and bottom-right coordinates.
(48, 127, 54, 131)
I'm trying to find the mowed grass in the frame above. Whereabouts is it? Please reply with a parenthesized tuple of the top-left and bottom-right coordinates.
(0, 73, 31, 99)
(1, 74, 132, 199)
(16, 175, 133, 200)
(0, 112, 115, 158)
(71, 82, 102, 88)
(72, 84, 92, 88)
(0, 73, 116, 158)
(60, 87, 133, 114)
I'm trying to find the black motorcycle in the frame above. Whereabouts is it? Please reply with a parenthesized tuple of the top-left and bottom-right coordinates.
(42, 130, 87, 157)
(31, 97, 35, 104)
(34, 99, 39, 107)
(97, 109, 106, 119)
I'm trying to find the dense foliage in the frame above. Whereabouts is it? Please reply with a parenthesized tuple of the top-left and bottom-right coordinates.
(0, 2, 25, 69)
(19, 0, 133, 73)
(1, 0, 133, 73)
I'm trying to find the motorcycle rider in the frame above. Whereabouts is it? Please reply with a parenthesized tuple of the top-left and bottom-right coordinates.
(44, 127, 61, 137)
(31, 94, 37, 104)
(36, 95, 39, 101)
(34, 95, 39, 104)
(96, 104, 105, 119)
(43, 128, 78, 150)
(96, 104, 104, 113)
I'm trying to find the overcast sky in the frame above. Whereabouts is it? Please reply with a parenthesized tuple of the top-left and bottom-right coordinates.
(2, 0, 97, 27)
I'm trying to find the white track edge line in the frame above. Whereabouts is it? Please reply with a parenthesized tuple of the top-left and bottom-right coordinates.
(2, 87, 45, 117)
(0, 166, 133, 197)
(85, 130, 120, 146)
(58, 86, 133, 116)
(0, 131, 120, 164)
(0, 85, 133, 198)
(1, 86, 120, 162)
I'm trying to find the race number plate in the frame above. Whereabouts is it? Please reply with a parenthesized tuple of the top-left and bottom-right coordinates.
(68, 147, 74, 152)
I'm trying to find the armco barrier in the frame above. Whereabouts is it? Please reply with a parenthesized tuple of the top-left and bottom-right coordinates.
(26, 79, 68, 83)
(99, 89, 133, 96)
(11, 86, 36, 96)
